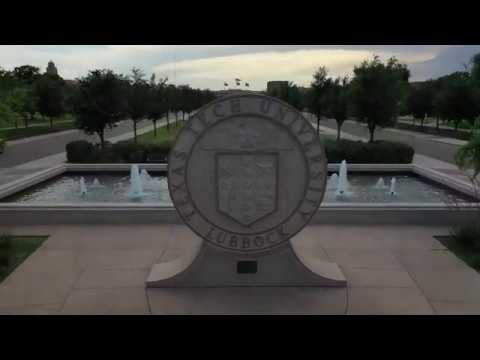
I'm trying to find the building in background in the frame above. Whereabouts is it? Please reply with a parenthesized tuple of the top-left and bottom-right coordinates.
(267, 81, 289, 95)
(213, 89, 264, 98)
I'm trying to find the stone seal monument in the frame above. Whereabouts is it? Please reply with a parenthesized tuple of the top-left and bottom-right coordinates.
(146, 93, 346, 287)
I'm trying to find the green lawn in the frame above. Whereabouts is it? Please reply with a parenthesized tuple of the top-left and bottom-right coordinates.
(136, 123, 184, 144)
(400, 115, 479, 131)
(436, 227, 480, 272)
(0, 235, 48, 283)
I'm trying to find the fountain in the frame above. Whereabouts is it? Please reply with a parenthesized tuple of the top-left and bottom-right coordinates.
(335, 160, 352, 197)
(140, 169, 166, 192)
(140, 169, 152, 183)
(90, 178, 106, 189)
(127, 164, 145, 200)
(374, 177, 388, 190)
(389, 177, 397, 196)
(79, 177, 87, 197)
(327, 173, 339, 190)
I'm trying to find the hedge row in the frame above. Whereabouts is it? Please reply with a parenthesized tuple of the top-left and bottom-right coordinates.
(66, 138, 415, 164)
(324, 138, 414, 164)
(66, 140, 172, 163)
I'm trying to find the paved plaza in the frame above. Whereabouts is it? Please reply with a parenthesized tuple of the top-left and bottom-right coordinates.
(1, 224, 480, 315)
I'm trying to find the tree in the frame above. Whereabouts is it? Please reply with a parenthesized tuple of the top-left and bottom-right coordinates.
(349, 56, 410, 143)
(6, 86, 37, 128)
(201, 89, 215, 106)
(147, 74, 168, 137)
(456, 129, 480, 180)
(164, 84, 178, 130)
(72, 69, 129, 148)
(127, 68, 150, 143)
(0, 101, 17, 128)
(456, 129, 480, 201)
(406, 81, 435, 129)
(286, 83, 303, 110)
(325, 77, 349, 141)
(12, 65, 40, 85)
(178, 85, 193, 121)
(34, 73, 66, 128)
(434, 74, 479, 132)
(0, 68, 18, 102)
(308, 66, 331, 133)
(470, 52, 480, 88)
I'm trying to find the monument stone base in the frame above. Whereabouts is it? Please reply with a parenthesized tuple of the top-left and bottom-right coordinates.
(146, 239, 346, 288)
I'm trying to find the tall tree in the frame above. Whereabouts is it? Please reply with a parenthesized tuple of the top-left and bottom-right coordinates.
(12, 65, 40, 85)
(6, 86, 37, 128)
(470, 52, 480, 88)
(0, 68, 18, 102)
(34, 73, 66, 128)
(349, 56, 410, 142)
(308, 66, 331, 133)
(406, 80, 435, 129)
(164, 84, 178, 129)
(147, 74, 168, 137)
(72, 69, 129, 148)
(325, 77, 350, 141)
(127, 68, 150, 142)
(434, 73, 479, 132)
(178, 85, 192, 122)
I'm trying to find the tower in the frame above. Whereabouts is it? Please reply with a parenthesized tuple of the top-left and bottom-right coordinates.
(46, 61, 58, 76)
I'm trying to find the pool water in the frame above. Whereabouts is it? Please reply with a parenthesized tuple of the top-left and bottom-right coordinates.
(2, 172, 474, 205)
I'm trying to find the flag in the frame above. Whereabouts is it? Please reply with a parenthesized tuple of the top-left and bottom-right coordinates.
(245, 82, 249, 87)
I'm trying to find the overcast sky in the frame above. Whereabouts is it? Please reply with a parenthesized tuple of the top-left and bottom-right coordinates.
(1, 45, 479, 90)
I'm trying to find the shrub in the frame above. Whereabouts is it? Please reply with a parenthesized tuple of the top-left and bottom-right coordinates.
(324, 139, 414, 164)
(112, 141, 146, 163)
(450, 224, 480, 251)
(66, 138, 414, 164)
(0, 234, 12, 268)
(144, 142, 171, 163)
(66, 140, 96, 163)
(66, 140, 172, 163)
(0, 234, 11, 251)
(0, 138, 5, 154)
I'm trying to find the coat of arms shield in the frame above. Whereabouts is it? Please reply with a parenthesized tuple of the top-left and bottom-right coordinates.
(216, 153, 278, 226)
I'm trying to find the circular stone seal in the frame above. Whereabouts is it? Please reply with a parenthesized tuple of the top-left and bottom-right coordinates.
(168, 94, 327, 255)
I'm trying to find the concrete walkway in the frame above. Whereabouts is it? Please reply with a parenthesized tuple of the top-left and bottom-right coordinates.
(6, 129, 79, 146)
(1, 224, 480, 315)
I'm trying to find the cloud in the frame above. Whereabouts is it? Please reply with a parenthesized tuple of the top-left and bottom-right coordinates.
(152, 47, 449, 90)
(409, 45, 480, 80)
(153, 48, 389, 90)
(1, 45, 479, 88)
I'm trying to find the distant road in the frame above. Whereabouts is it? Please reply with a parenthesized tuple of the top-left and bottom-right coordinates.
(306, 115, 463, 165)
(0, 119, 153, 168)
